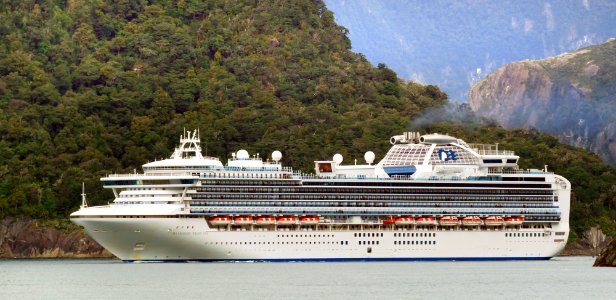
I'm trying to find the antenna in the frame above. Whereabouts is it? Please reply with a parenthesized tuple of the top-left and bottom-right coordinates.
(80, 182, 88, 209)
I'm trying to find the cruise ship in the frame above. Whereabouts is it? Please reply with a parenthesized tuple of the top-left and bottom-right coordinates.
(70, 130, 570, 262)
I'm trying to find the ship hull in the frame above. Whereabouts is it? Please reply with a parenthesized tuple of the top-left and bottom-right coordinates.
(72, 217, 568, 262)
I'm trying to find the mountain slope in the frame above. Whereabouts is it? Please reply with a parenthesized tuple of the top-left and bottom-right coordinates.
(0, 0, 446, 218)
(469, 38, 616, 164)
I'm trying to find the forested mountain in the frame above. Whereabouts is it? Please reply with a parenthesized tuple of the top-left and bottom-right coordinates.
(470, 39, 616, 165)
(0, 0, 446, 219)
(326, 0, 616, 101)
(0, 0, 614, 242)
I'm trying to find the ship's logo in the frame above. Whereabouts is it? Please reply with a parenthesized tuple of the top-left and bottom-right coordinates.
(437, 149, 458, 161)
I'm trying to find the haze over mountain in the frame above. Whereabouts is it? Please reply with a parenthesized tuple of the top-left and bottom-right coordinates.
(470, 38, 616, 165)
(325, 0, 616, 101)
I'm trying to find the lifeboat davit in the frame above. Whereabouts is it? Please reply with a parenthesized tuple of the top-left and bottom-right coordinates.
(394, 216, 414, 226)
(233, 216, 253, 225)
(439, 216, 459, 226)
(484, 216, 504, 226)
(255, 216, 276, 225)
(462, 216, 482, 226)
(505, 216, 524, 226)
(300, 216, 319, 225)
(415, 216, 436, 225)
(210, 216, 231, 226)
(277, 216, 297, 225)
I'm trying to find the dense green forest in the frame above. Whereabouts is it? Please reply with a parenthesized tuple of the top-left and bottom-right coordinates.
(0, 0, 446, 218)
(0, 0, 614, 240)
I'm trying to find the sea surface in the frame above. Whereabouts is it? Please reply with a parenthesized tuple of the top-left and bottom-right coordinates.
(1, 256, 615, 300)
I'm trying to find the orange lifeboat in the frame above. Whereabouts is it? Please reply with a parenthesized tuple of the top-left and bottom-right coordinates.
(300, 216, 319, 225)
(277, 216, 297, 225)
(439, 216, 459, 226)
(383, 217, 396, 225)
(210, 216, 231, 226)
(484, 216, 504, 226)
(233, 216, 253, 225)
(415, 216, 436, 225)
(462, 216, 482, 226)
(255, 216, 276, 225)
(394, 216, 414, 226)
(505, 216, 524, 226)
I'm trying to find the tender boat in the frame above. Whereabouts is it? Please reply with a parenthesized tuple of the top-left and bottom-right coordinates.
(383, 218, 396, 225)
(277, 216, 297, 225)
(234, 216, 253, 225)
(484, 216, 505, 226)
(299, 216, 319, 225)
(210, 216, 231, 226)
(255, 216, 276, 225)
(462, 216, 482, 226)
(415, 216, 436, 225)
(439, 216, 459, 226)
(505, 216, 524, 226)
(394, 216, 414, 226)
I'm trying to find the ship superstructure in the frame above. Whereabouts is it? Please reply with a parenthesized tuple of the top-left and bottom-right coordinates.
(70, 130, 570, 261)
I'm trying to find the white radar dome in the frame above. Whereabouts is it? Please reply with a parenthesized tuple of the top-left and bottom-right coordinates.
(236, 149, 249, 159)
(333, 153, 343, 165)
(364, 151, 375, 164)
(272, 150, 282, 162)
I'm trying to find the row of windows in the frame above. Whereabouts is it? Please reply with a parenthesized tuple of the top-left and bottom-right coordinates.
(201, 180, 298, 186)
(119, 194, 180, 198)
(198, 173, 290, 179)
(354, 232, 384, 238)
(506, 232, 546, 237)
(197, 187, 553, 195)
(190, 194, 554, 202)
(395, 232, 435, 238)
(359, 240, 379, 245)
(525, 216, 560, 221)
(301, 181, 551, 189)
(190, 201, 555, 210)
(211, 241, 349, 245)
(277, 234, 335, 238)
(192, 209, 560, 217)
(394, 240, 435, 245)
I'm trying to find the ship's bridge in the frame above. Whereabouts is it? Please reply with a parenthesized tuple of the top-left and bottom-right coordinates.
(142, 129, 224, 173)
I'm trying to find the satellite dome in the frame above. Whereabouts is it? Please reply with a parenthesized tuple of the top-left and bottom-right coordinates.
(272, 150, 282, 162)
(236, 149, 249, 159)
(333, 153, 343, 165)
(364, 151, 375, 164)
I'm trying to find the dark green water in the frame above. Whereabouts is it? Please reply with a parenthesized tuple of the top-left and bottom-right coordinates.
(1, 256, 614, 299)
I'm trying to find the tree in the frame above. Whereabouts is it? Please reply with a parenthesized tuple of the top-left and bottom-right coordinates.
(148, 87, 175, 122)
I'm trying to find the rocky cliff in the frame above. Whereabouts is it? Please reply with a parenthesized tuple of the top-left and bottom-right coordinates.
(594, 240, 616, 267)
(469, 38, 616, 164)
(0, 217, 112, 258)
(562, 226, 612, 256)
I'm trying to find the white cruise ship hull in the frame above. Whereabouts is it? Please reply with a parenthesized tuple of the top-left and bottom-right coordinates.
(72, 217, 568, 262)
(71, 130, 571, 262)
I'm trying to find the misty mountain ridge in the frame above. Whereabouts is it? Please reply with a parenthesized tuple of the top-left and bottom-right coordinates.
(326, 0, 616, 101)
(469, 38, 616, 164)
